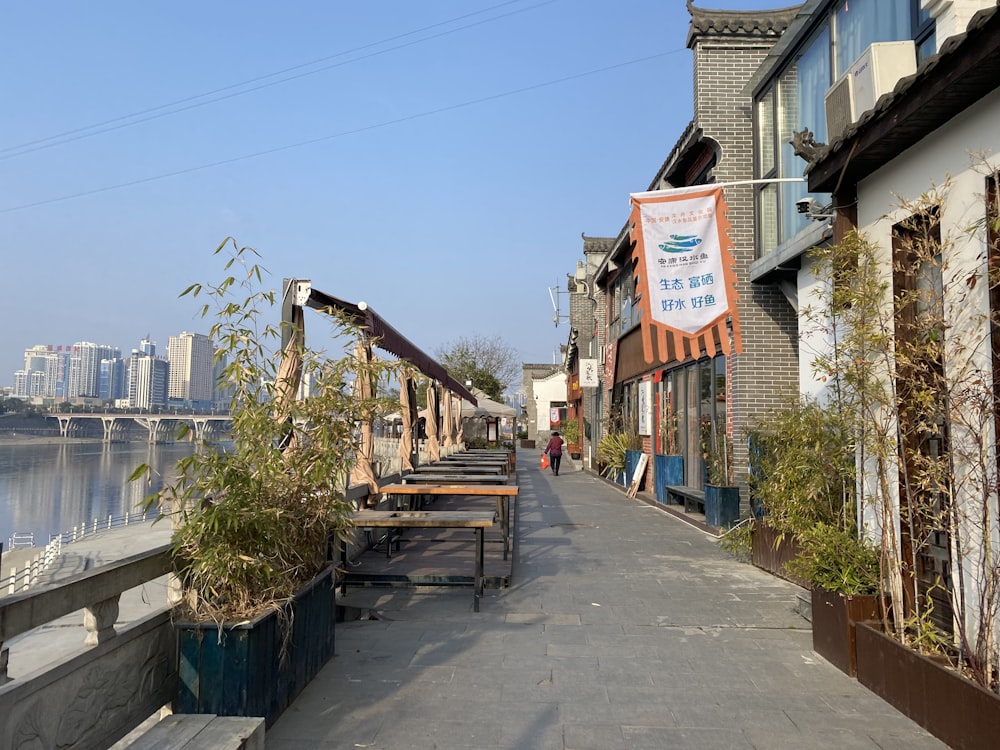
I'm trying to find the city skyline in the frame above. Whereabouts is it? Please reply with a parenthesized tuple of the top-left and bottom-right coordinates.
(8, 330, 221, 410)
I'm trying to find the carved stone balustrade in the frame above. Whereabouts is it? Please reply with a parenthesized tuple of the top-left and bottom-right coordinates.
(0, 545, 175, 750)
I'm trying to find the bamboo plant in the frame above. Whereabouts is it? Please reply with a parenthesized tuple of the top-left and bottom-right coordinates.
(134, 239, 407, 623)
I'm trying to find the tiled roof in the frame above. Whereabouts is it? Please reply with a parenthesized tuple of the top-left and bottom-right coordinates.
(581, 235, 616, 255)
(687, 0, 801, 45)
(808, 2, 1000, 193)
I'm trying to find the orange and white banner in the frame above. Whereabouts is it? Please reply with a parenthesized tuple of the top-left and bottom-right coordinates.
(629, 185, 742, 364)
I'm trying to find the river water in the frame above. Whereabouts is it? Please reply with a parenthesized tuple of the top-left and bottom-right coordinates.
(0, 441, 197, 545)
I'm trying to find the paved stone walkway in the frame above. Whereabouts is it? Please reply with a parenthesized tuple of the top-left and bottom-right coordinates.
(268, 451, 945, 749)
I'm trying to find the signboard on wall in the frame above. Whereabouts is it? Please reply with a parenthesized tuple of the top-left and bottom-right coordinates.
(579, 359, 600, 387)
(638, 380, 652, 436)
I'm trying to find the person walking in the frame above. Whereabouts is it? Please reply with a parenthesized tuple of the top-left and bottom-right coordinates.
(544, 431, 565, 476)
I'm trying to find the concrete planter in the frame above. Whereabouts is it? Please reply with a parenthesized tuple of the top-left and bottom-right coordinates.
(174, 566, 336, 727)
(856, 622, 1000, 749)
(811, 588, 878, 676)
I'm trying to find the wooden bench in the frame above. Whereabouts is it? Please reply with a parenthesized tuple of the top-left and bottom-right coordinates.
(381, 483, 519, 560)
(666, 485, 705, 514)
(345, 509, 497, 611)
(126, 714, 264, 750)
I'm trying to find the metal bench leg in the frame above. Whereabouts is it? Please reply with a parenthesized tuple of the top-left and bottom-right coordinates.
(475, 527, 484, 612)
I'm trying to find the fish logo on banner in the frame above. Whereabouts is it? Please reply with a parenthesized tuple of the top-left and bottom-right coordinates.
(658, 234, 703, 253)
(628, 185, 742, 364)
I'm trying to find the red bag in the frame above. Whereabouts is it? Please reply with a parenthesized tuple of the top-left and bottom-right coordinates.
(540, 453, 550, 470)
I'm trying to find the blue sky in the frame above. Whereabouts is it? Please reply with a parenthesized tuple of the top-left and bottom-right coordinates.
(1, 1, 793, 389)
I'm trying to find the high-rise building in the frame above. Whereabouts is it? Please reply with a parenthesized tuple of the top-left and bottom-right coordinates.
(167, 332, 213, 408)
(12, 345, 71, 399)
(68, 342, 120, 399)
(126, 351, 168, 409)
(99, 357, 126, 402)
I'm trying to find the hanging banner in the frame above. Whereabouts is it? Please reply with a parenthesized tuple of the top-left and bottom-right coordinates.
(628, 185, 742, 364)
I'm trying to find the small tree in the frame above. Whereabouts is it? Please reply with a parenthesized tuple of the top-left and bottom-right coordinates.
(436, 334, 520, 400)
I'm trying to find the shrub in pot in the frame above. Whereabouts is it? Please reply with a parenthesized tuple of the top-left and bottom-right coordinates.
(701, 426, 739, 528)
(598, 431, 641, 485)
(788, 522, 881, 676)
(136, 240, 407, 724)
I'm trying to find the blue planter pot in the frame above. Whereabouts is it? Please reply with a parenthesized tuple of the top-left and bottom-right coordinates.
(704, 484, 740, 529)
(175, 566, 336, 727)
(624, 450, 643, 489)
(653, 455, 684, 503)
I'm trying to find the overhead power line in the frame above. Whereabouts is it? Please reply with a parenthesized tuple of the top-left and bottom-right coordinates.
(0, 0, 554, 161)
(0, 49, 683, 215)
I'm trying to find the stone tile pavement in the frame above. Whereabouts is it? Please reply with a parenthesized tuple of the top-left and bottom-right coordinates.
(268, 451, 946, 749)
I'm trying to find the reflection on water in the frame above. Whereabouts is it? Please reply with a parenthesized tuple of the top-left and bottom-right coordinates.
(0, 442, 198, 542)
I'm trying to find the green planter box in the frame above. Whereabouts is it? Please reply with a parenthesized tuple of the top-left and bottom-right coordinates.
(175, 566, 336, 727)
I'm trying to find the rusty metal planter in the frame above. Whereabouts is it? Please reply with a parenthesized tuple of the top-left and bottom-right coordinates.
(811, 588, 879, 676)
(855, 622, 1000, 749)
(750, 523, 808, 587)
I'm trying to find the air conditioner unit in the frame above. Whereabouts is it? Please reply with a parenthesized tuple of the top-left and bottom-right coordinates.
(824, 40, 916, 141)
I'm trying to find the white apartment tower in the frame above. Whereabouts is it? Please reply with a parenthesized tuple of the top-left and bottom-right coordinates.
(67, 342, 119, 399)
(127, 353, 168, 409)
(167, 332, 213, 406)
(13, 345, 68, 398)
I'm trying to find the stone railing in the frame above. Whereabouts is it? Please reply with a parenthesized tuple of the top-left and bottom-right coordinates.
(0, 545, 175, 749)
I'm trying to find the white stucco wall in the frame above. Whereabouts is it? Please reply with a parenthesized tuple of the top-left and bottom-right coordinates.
(531, 371, 567, 443)
(854, 84, 1000, 635)
(797, 252, 837, 402)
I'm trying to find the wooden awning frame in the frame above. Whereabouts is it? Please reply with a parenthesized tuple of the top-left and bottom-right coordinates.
(281, 279, 477, 405)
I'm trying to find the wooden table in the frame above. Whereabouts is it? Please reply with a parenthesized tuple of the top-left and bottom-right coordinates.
(402, 473, 510, 485)
(346, 509, 497, 611)
(413, 464, 505, 475)
(381, 483, 519, 560)
(450, 451, 514, 471)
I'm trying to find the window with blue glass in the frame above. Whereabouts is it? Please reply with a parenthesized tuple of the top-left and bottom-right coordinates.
(755, 0, 934, 258)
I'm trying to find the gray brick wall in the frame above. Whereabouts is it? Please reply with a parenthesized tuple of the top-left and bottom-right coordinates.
(693, 38, 799, 487)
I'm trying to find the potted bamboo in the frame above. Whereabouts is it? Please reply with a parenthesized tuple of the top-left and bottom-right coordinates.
(654, 401, 683, 504)
(701, 425, 739, 528)
(136, 240, 405, 726)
